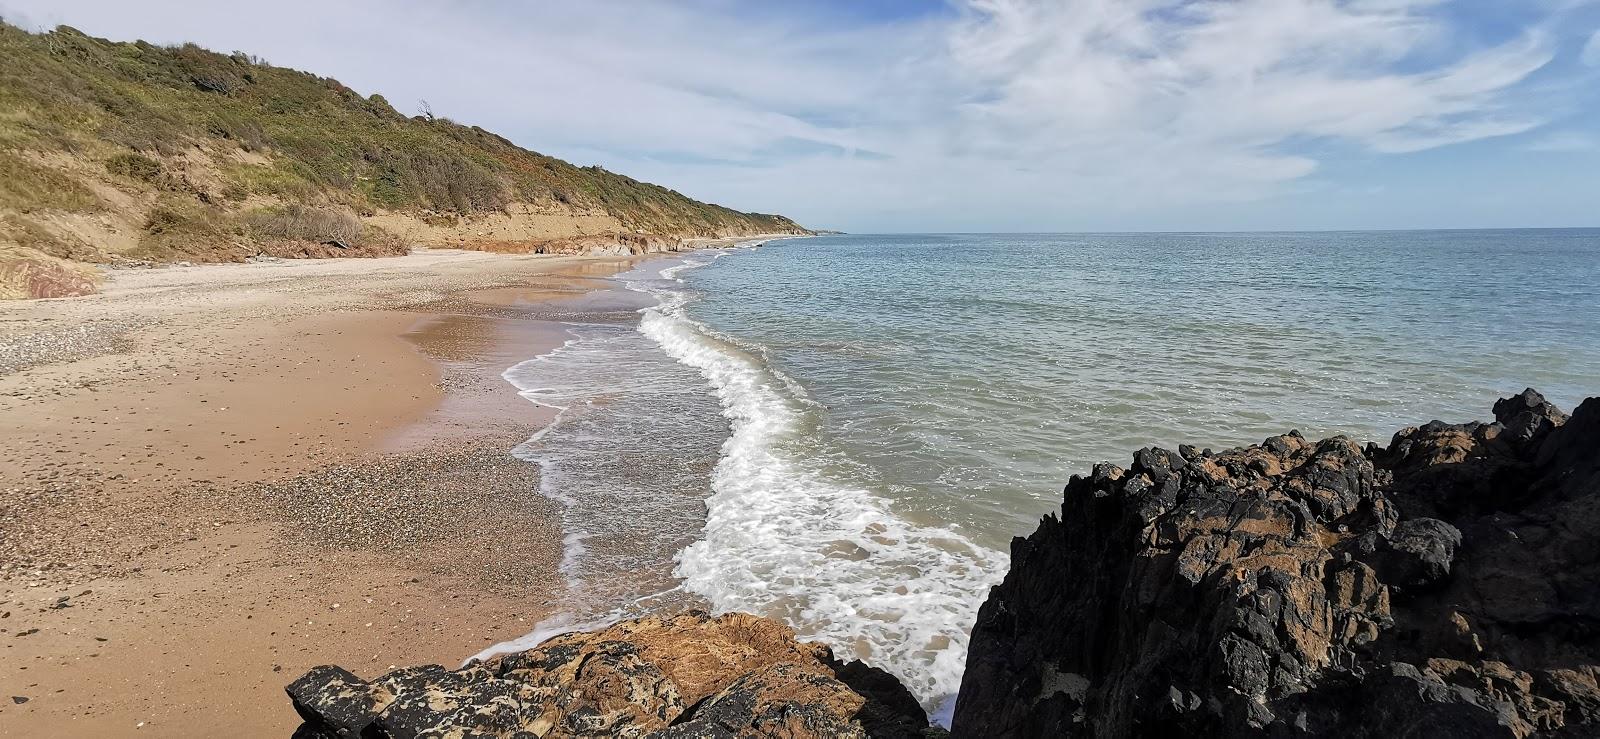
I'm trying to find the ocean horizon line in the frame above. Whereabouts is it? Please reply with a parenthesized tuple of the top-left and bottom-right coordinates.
(817, 225, 1600, 237)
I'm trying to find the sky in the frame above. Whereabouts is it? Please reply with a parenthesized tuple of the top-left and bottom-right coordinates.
(3, 0, 1598, 232)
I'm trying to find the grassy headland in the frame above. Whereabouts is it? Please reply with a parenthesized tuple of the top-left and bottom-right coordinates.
(0, 22, 805, 297)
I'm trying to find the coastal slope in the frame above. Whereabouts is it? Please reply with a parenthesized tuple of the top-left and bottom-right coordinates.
(0, 22, 807, 297)
(953, 390, 1600, 737)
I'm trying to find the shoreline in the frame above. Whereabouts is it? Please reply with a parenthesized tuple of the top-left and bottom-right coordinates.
(0, 238, 787, 737)
(465, 236, 788, 662)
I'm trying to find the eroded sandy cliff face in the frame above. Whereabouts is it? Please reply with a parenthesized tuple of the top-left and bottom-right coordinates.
(953, 390, 1599, 738)
(0, 23, 807, 298)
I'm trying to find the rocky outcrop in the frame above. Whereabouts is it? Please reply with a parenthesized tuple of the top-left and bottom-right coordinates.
(952, 390, 1599, 737)
(0, 246, 100, 299)
(286, 610, 930, 738)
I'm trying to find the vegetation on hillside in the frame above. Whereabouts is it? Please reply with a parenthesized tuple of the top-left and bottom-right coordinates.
(0, 21, 803, 272)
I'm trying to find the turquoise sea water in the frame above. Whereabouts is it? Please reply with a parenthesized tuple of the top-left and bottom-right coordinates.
(686, 231, 1600, 547)
(491, 229, 1600, 712)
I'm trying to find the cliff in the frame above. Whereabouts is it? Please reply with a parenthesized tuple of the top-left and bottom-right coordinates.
(953, 390, 1600, 737)
(0, 23, 807, 297)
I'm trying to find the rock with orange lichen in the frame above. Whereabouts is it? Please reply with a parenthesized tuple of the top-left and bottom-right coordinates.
(953, 389, 1600, 738)
(287, 611, 930, 738)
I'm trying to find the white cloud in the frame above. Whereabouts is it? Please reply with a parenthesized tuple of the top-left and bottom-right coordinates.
(0, 0, 1583, 229)
(936, 1, 1552, 180)
(1584, 29, 1600, 66)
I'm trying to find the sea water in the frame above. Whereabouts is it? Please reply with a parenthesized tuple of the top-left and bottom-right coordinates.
(487, 230, 1600, 711)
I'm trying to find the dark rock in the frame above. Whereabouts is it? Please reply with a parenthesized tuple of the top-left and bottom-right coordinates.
(826, 657, 933, 738)
(658, 663, 870, 738)
(1358, 661, 1529, 737)
(1495, 389, 1568, 444)
(286, 611, 928, 738)
(286, 665, 378, 738)
(1374, 517, 1462, 590)
(953, 391, 1600, 738)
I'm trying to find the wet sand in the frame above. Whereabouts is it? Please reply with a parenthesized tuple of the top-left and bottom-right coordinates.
(0, 248, 674, 737)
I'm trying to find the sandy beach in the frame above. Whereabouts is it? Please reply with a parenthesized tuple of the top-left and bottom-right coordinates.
(0, 244, 752, 737)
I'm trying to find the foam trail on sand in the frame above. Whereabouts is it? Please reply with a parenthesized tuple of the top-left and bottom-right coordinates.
(634, 245, 1009, 707)
(499, 308, 726, 614)
(469, 586, 690, 664)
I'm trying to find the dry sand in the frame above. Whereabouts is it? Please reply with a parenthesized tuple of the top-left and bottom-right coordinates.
(0, 246, 698, 737)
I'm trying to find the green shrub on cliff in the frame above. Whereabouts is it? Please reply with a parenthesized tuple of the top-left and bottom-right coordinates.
(0, 151, 102, 213)
(246, 204, 363, 245)
(105, 152, 162, 181)
(0, 21, 802, 236)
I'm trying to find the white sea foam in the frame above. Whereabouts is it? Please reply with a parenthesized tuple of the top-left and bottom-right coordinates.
(469, 586, 691, 665)
(633, 251, 1010, 707)
(502, 329, 585, 576)
(500, 317, 725, 597)
(484, 243, 1008, 710)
